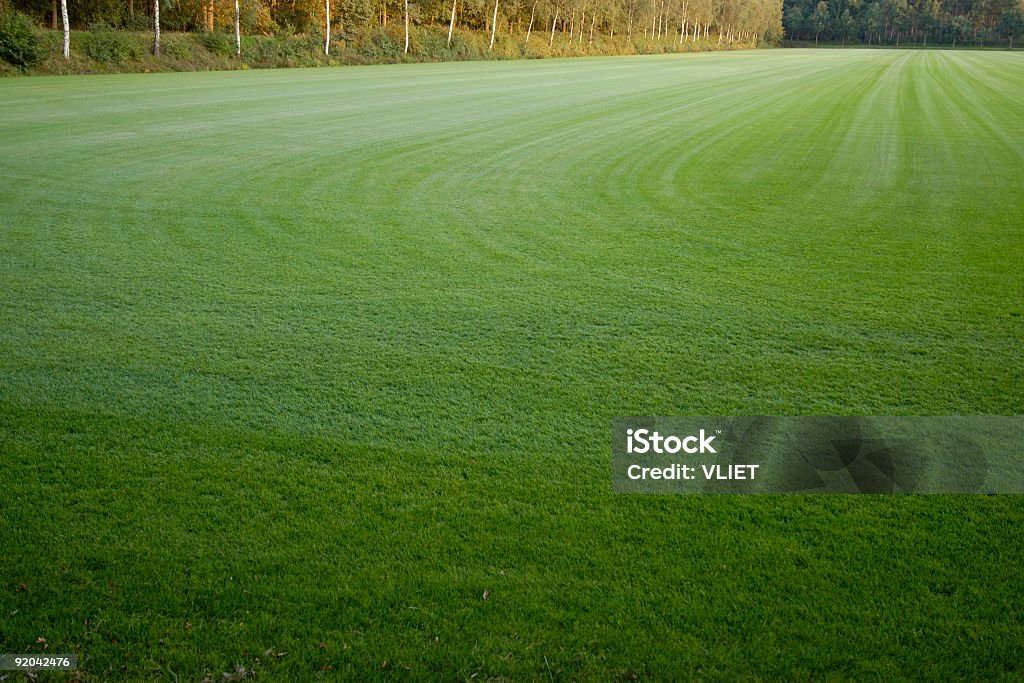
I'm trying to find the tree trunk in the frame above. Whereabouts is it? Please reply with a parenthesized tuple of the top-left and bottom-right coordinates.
(626, 7, 632, 39)
(489, 0, 498, 49)
(589, 13, 594, 42)
(525, 0, 537, 44)
(404, 0, 409, 53)
(447, 0, 456, 45)
(51, 0, 57, 29)
(235, 0, 241, 55)
(579, 10, 584, 43)
(549, 8, 558, 46)
(153, 0, 160, 56)
(60, 0, 69, 58)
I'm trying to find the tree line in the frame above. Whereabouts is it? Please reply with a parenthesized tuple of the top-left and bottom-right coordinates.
(784, 0, 1024, 46)
(3, 0, 782, 59)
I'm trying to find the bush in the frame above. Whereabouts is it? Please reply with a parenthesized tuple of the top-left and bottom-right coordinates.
(124, 14, 152, 32)
(163, 36, 194, 59)
(0, 10, 44, 70)
(417, 30, 452, 59)
(200, 31, 235, 56)
(446, 33, 482, 60)
(357, 28, 403, 59)
(86, 23, 143, 63)
(240, 34, 277, 63)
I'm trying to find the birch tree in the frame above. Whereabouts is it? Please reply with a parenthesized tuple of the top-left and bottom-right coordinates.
(525, 0, 538, 42)
(153, 0, 160, 56)
(325, 0, 331, 54)
(60, 0, 68, 58)
(447, 0, 457, 45)
(235, 0, 241, 56)
(489, 0, 499, 48)
(404, 0, 409, 53)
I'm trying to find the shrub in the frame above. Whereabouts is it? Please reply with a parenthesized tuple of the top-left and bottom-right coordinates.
(86, 23, 143, 63)
(417, 30, 452, 59)
(357, 28, 402, 59)
(240, 34, 277, 63)
(163, 36, 194, 59)
(0, 10, 44, 70)
(446, 33, 482, 60)
(200, 31, 235, 56)
(124, 14, 152, 32)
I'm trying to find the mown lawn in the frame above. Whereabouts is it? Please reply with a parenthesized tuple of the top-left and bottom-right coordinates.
(1, 50, 1022, 680)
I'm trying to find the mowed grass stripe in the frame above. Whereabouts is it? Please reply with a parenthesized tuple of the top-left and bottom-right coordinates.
(0, 51, 1021, 439)
(1, 51, 1023, 680)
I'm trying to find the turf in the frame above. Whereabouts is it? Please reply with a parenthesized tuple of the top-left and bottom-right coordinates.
(1, 50, 1023, 680)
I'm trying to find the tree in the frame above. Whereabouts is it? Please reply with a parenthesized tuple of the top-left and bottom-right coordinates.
(918, 0, 939, 45)
(525, 0, 538, 42)
(890, 0, 908, 45)
(235, 0, 241, 56)
(950, 14, 971, 45)
(489, 0, 498, 48)
(862, 1, 882, 44)
(810, 0, 829, 42)
(60, 0, 68, 58)
(783, 3, 804, 39)
(837, 6, 854, 41)
(153, 0, 160, 56)
(447, 0, 457, 45)
(998, 5, 1024, 47)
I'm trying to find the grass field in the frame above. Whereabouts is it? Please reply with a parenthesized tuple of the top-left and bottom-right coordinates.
(1, 49, 1023, 680)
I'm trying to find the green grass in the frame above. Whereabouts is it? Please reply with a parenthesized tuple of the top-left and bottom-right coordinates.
(1, 50, 1023, 680)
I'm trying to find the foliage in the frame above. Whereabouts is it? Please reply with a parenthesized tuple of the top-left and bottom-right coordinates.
(5, 0, 784, 56)
(356, 26, 404, 56)
(783, 0, 1024, 45)
(162, 34, 194, 57)
(0, 9, 43, 69)
(416, 27, 453, 57)
(124, 13, 153, 31)
(200, 30, 235, 55)
(85, 22, 144, 62)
